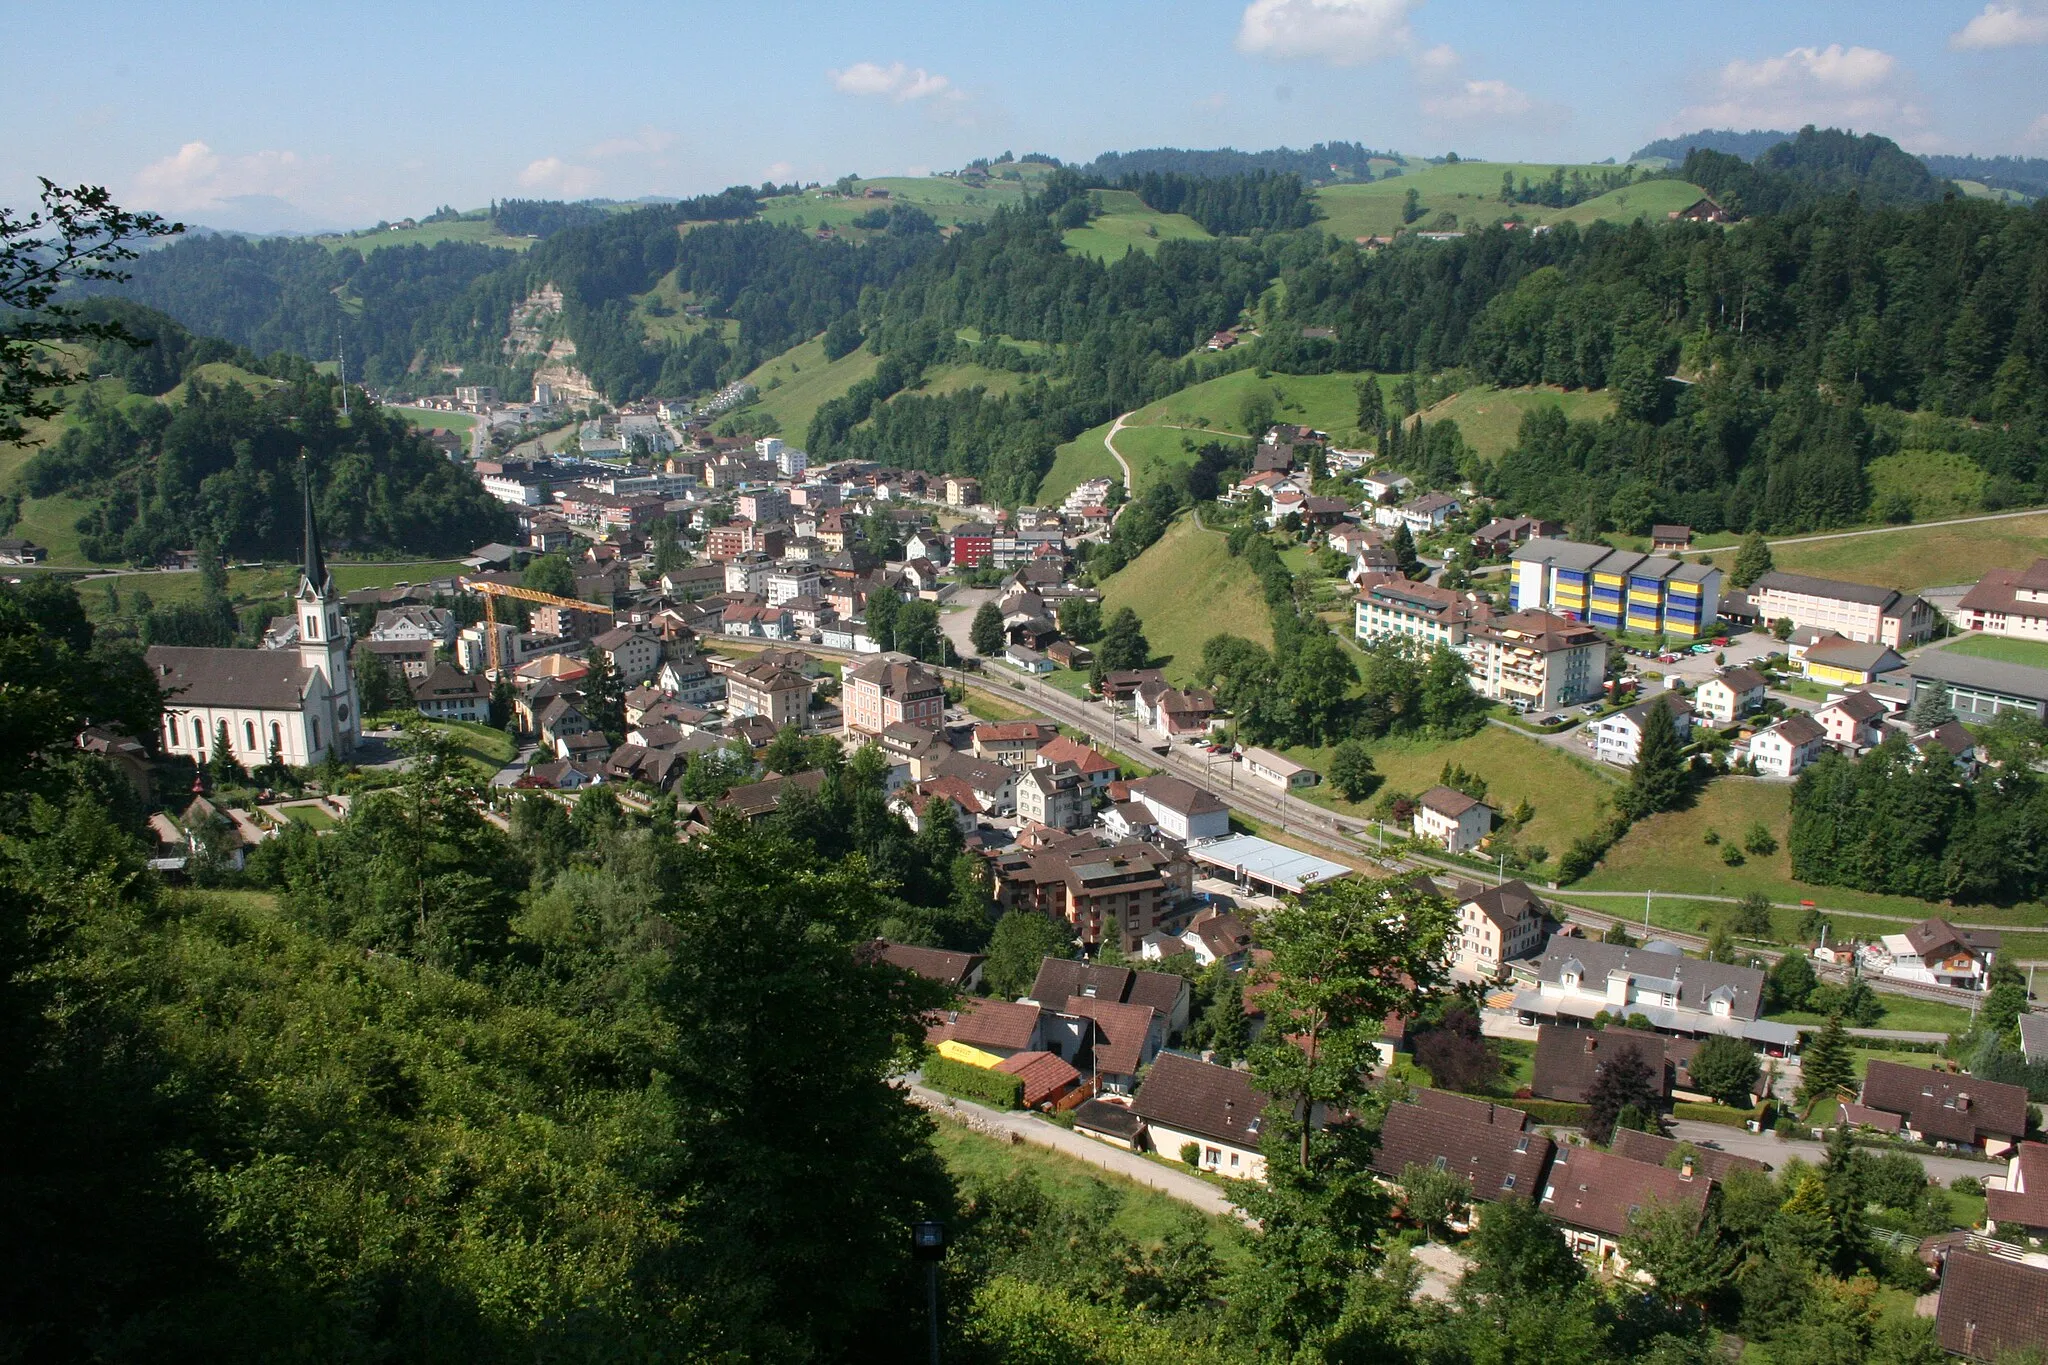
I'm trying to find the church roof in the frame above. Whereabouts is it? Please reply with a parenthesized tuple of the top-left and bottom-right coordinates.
(148, 646, 315, 709)
(300, 457, 330, 594)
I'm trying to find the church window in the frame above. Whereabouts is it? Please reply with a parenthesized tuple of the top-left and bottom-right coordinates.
(272, 722, 282, 752)
(193, 718, 205, 748)
(311, 718, 321, 750)
(306, 614, 319, 640)
(245, 720, 256, 751)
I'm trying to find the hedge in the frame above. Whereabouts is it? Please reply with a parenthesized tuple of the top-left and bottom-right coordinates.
(924, 1054, 1024, 1109)
(1445, 1091, 1590, 1127)
(1674, 1100, 1771, 1128)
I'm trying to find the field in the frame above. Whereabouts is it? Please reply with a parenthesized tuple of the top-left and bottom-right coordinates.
(1703, 512, 2048, 591)
(68, 559, 475, 627)
(173, 362, 288, 402)
(313, 216, 534, 254)
(758, 173, 1042, 236)
(1419, 384, 1618, 460)
(1099, 514, 1273, 681)
(434, 719, 518, 775)
(1312, 164, 1707, 241)
(1039, 420, 1120, 506)
(1062, 189, 1212, 262)
(736, 336, 881, 445)
(1126, 369, 1391, 445)
(383, 405, 477, 434)
(1111, 425, 1247, 495)
(1298, 725, 1618, 869)
(1773, 997, 1976, 1036)
(1942, 634, 2048, 668)
(630, 270, 741, 347)
(902, 361, 1028, 401)
(1865, 449, 1987, 522)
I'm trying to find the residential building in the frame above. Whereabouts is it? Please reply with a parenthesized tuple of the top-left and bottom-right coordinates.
(1650, 524, 1693, 553)
(950, 523, 995, 569)
(724, 551, 773, 596)
(1908, 651, 2048, 723)
(719, 601, 792, 639)
(590, 624, 663, 686)
(1694, 666, 1767, 724)
(992, 841, 1190, 952)
(725, 659, 812, 730)
(1372, 1100, 1553, 1222)
(1801, 637, 1905, 687)
(1749, 571, 1934, 647)
(1413, 785, 1494, 853)
(1510, 939, 1793, 1047)
(370, 605, 459, 646)
(1354, 574, 1490, 649)
(1449, 880, 1547, 978)
(1399, 491, 1462, 534)
(1133, 679, 1220, 737)
(0, 536, 47, 564)
(1030, 957, 1192, 1042)
(1817, 690, 1889, 748)
(844, 653, 945, 737)
(1958, 559, 2048, 640)
(1879, 917, 1999, 991)
(1463, 610, 1609, 711)
(863, 939, 986, 993)
(1035, 736, 1119, 793)
(1858, 1060, 2028, 1155)
(1986, 1141, 2048, 1247)
(1241, 747, 1319, 793)
(944, 475, 982, 507)
(1017, 763, 1091, 830)
(933, 753, 1020, 816)
(1539, 1143, 1711, 1266)
(1592, 695, 1692, 767)
(1748, 713, 1827, 777)
(1609, 1127, 1768, 1183)
(1510, 537, 1723, 640)
(1124, 774, 1231, 842)
(925, 998, 1045, 1061)
(1532, 1024, 1672, 1104)
(765, 564, 823, 608)
(1936, 1251, 2048, 1361)
(408, 662, 490, 723)
(1131, 1054, 1270, 1182)
(1142, 907, 1254, 970)
(1469, 516, 1559, 558)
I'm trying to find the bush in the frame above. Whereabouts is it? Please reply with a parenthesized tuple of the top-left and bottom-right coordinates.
(1744, 822, 1778, 856)
(1478, 1096, 1591, 1127)
(1674, 1100, 1771, 1128)
(1952, 1175, 1983, 1196)
(1180, 1141, 1202, 1167)
(923, 1054, 1024, 1109)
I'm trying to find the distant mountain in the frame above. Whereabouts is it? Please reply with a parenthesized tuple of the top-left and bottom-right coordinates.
(1079, 142, 1395, 184)
(1919, 154, 2048, 199)
(1631, 129, 1793, 164)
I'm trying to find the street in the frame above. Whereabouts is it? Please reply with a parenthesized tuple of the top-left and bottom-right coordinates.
(1661, 1117, 1999, 1186)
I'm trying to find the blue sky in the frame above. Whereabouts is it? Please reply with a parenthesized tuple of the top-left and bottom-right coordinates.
(7, 0, 2045, 231)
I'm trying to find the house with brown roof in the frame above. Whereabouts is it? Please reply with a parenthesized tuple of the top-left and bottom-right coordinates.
(972, 718, 1061, 766)
(1072, 1097, 1147, 1149)
(994, 1050, 1082, 1110)
(1036, 736, 1119, 792)
(1816, 689, 1890, 748)
(1124, 774, 1230, 842)
(1134, 679, 1219, 738)
(1986, 1140, 2048, 1246)
(1880, 917, 1999, 992)
(1413, 785, 1493, 854)
(1694, 666, 1768, 724)
(843, 652, 944, 737)
(925, 997, 1045, 1059)
(863, 940, 987, 993)
(1449, 880, 1548, 980)
(1028, 957, 1192, 1038)
(1957, 558, 2048, 641)
(1052, 996, 1160, 1094)
(1650, 525, 1693, 553)
(1372, 1099, 1554, 1224)
(409, 662, 491, 724)
(716, 768, 828, 823)
(1608, 1127, 1768, 1183)
(1142, 906, 1254, 970)
(1531, 1024, 1671, 1105)
(1747, 712, 1827, 778)
(1858, 1060, 2028, 1155)
(1540, 1143, 1712, 1265)
(1936, 1251, 2048, 1361)
(991, 842, 1191, 953)
(1131, 1053, 1270, 1182)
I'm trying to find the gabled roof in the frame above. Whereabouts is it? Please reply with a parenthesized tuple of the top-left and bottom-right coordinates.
(863, 939, 986, 989)
(1130, 1053, 1268, 1148)
(1372, 1100, 1553, 1203)
(1126, 774, 1227, 818)
(1609, 1127, 1768, 1182)
(1761, 714, 1825, 746)
(1938, 1251, 2048, 1360)
(147, 645, 315, 710)
(1531, 1024, 1670, 1104)
(1037, 736, 1117, 775)
(1709, 666, 1767, 693)
(1540, 1144, 1710, 1239)
(1820, 690, 1888, 721)
(994, 1050, 1081, 1108)
(1752, 570, 1910, 609)
(1418, 785, 1484, 819)
(928, 997, 1043, 1053)
(1410, 1087, 1527, 1130)
(1860, 1060, 2028, 1145)
(1463, 880, 1542, 933)
(1062, 996, 1155, 1076)
(1986, 1142, 2048, 1231)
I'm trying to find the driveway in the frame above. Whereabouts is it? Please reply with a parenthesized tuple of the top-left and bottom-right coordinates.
(940, 586, 1002, 661)
(1662, 1117, 1999, 1186)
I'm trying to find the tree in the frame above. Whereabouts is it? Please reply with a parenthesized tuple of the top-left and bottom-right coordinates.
(208, 720, 247, 787)
(2, 179, 180, 443)
(352, 643, 404, 717)
(1413, 1005, 1500, 1093)
(1620, 1200, 1740, 1314)
(1419, 644, 1481, 734)
(1623, 697, 1688, 818)
(984, 910, 1073, 997)
(1239, 391, 1276, 439)
(1389, 521, 1421, 577)
(1731, 532, 1775, 588)
(1355, 378, 1385, 434)
(1401, 186, 1422, 224)
(1909, 685, 1956, 730)
(583, 643, 625, 737)
(1398, 1162, 1471, 1239)
(1798, 1015, 1854, 1104)
(1731, 891, 1775, 938)
(1327, 739, 1380, 802)
(1689, 1034, 1763, 1107)
(821, 310, 863, 361)
(1461, 1195, 1580, 1301)
(1095, 607, 1151, 673)
(1744, 821, 1778, 856)
(1057, 596, 1102, 645)
(970, 600, 1005, 656)
(1765, 950, 1818, 1012)
(1772, 616, 1795, 642)
(1585, 1040, 1659, 1143)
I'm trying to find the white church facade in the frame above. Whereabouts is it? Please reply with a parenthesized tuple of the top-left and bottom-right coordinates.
(148, 474, 360, 769)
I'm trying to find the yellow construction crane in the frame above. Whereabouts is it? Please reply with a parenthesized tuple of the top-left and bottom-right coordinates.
(471, 580, 615, 676)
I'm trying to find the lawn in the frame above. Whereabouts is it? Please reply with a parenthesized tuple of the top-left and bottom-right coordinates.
(1312, 165, 1707, 241)
(1772, 997, 1975, 1036)
(1699, 512, 2048, 592)
(1110, 425, 1229, 495)
(962, 688, 1035, 723)
(737, 336, 880, 446)
(1419, 384, 1618, 460)
(1062, 189, 1213, 262)
(1099, 514, 1273, 683)
(172, 363, 291, 402)
(908, 362, 1028, 400)
(283, 804, 336, 830)
(436, 720, 517, 772)
(383, 405, 477, 434)
(1943, 634, 2048, 669)
(1295, 725, 1618, 872)
(1865, 449, 1988, 523)
(8, 492, 91, 564)
(1038, 420, 1120, 506)
(927, 1120, 1244, 1266)
(1126, 369, 1393, 446)
(314, 216, 532, 254)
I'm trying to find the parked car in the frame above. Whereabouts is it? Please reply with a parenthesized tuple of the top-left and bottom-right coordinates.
(1539, 714, 1562, 726)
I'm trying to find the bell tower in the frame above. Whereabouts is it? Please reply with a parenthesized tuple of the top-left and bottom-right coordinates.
(296, 455, 358, 753)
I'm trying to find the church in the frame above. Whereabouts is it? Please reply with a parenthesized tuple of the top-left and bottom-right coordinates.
(148, 474, 361, 769)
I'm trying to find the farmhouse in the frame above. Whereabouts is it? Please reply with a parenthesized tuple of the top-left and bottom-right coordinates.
(1412, 785, 1493, 853)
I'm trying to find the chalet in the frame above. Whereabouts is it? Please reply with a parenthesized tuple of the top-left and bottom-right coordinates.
(1668, 196, 1732, 223)
(1131, 1054, 1270, 1182)
(1649, 524, 1693, 553)
(1880, 917, 1999, 992)
(1412, 785, 1493, 854)
(1857, 1060, 2028, 1155)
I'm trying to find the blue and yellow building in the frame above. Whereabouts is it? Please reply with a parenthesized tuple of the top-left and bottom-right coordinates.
(1511, 537, 1724, 641)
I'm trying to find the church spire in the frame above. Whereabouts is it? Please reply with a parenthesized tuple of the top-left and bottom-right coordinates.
(300, 452, 329, 593)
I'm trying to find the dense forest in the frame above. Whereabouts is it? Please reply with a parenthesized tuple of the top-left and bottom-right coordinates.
(1634, 130, 2048, 201)
(1678, 128, 1947, 215)
(1082, 141, 1395, 183)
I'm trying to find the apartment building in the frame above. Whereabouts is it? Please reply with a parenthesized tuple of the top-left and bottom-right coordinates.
(1354, 573, 1490, 649)
(842, 653, 944, 737)
(1958, 559, 2048, 640)
(1749, 571, 1934, 648)
(1510, 537, 1723, 640)
(1463, 609, 1609, 711)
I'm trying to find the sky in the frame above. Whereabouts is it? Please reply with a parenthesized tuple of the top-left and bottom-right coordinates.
(6, 0, 2046, 232)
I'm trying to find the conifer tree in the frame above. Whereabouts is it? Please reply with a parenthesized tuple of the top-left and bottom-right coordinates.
(1622, 697, 1688, 818)
(1797, 1014, 1854, 1104)
(1731, 531, 1774, 587)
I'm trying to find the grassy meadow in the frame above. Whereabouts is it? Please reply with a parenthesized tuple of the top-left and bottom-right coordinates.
(1062, 189, 1213, 262)
(737, 336, 881, 445)
(1099, 514, 1273, 682)
(1702, 511, 2048, 591)
(1312, 164, 1706, 241)
(1419, 384, 1617, 460)
(1943, 634, 2048, 668)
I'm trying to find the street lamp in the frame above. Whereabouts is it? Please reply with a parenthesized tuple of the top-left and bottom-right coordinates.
(912, 1220, 947, 1365)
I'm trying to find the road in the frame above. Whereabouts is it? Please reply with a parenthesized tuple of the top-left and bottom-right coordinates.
(1103, 412, 1135, 500)
(1662, 1118, 1998, 1185)
(1759, 504, 2048, 549)
(909, 1083, 1239, 1218)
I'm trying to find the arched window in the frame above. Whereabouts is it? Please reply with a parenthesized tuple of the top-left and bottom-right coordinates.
(271, 721, 283, 754)
(193, 718, 205, 748)
(305, 613, 319, 640)
(311, 718, 321, 750)
(244, 720, 257, 751)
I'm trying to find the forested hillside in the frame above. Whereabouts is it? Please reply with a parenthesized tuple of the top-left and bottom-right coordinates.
(1082, 141, 1395, 183)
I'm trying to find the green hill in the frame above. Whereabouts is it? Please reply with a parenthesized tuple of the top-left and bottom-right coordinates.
(312, 215, 534, 254)
(1100, 514, 1272, 683)
(1418, 384, 1617, 459)
(1061, 189, 1212, 262)
(738, 337, 881, 443)
(1313, 164, 1707, 241)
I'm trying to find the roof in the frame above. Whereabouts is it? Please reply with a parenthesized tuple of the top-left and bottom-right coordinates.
(927, 998, 1043, 1053)
(993, 1050, 1081, 1108)
(1521, 937, 1765, 1024)
(1539, 1144, 1710, 1240)
(717, 768, 828, 819)
(975, 720, 1059, 744)
(846, 653, 943, 699)
(1028, 957, 1186, 1020)
(1187, 834, 1352, 894)
(1127, 774, 1228, 818)
(1860, 1060, 2029, 1144)
(1463, 880, 1542, 933)
(1072, 1098, 1146, 1142)
(1937, 1251, 2048, 1360)
(1410, 1087, 1528, 1130)
(1821, 690, 1888, 721)
(147, 645, 313, 710)
(1710, 666, 1767, 693)
(1909, 649, 2048, 703)
(1651, 524, 1692, 541)
(1511, 536, 1620, 573)
(1986, 1142, 2048, 1230)
(1418, 785, 1485, 819)
(1372, 1100, 1553, 1204)
(1609, 1127, 1768, 1182)
(864, 940, 986, 989)
(1531, 1025, 1670, 1104)
(1186, 909, 1253, 960)
(1471, 608, 1602, 653)
(410, 662, 488, 702)
(1903, 916, 1976, 961)
(1762, 714, 1826, 746)
(1802, 639, 1904, 673)
(1037, 736, 1117, 775)
(1130, 1053, 1268, 1148)
(1062, 996, 1156, 1076)
(1959, 566, 2048, 621)
(1240, 746, 1307, 777)
(1752, 570, 1909, 609)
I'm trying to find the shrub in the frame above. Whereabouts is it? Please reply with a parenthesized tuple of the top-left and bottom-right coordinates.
(1952, 1175, 1983, 1196)
(1744, 822, 1778, 856)
(1720, 843, 1746, 866)
(1674, 1100, 1770, 1127)
(1180, 1141, 1202, 1167)
(923, 1054, 1024, 1109)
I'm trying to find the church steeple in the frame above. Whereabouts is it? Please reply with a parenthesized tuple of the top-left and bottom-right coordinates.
(300, 452, 329, 595)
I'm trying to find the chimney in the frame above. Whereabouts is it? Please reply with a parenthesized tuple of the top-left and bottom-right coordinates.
(1585, 1036, 1598, 1054)
(1680, 1156, 1696, 1181)
(1958, 1094, 1972, 1112)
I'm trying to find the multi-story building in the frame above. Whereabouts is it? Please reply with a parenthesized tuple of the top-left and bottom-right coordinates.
(1958, 559, 2048, 640)
(479, 472, 544, 506)
(1413, 787, 1494, 854)
(843, 653, 944, 737)
(765, 564, 824, 608)
(1747, 713, 1826, 777)
(992, 841, 1190, 952)
(725, 658, 812, 730)
(1448, 879, 1547, 978)
(1017, 763, 1091, 830)
(945, 476, 982, 507)
(1693, 666, 1767, 724)
(1592, 694, 1693, 766)
(589, 624, 663, 686)
(972, 719, 1061, 767)
(1462, 610, 1608, 711)
(1354, 574, 1490, 650)
(950, 523, 995, 569)
(1124, 775, 1231, 842)
(1509, 940, 1793, 1047)
(1749, 571, 1933, 648)
(1510, 537, 1723, 640)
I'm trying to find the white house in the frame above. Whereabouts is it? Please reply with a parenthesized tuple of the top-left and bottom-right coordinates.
(1242, 746, 1319, 793)
(1131, 1054, 1270, 1183)
(590, 624, 663, 686)
(1747, 713, 1826, 778)
(1592, 696, 1692, 767)
(1693, 666, 1766, 724)
(1879, 917, 1997, 991)
(1125, 775, 1231, 842)
(1399, 492, 1461, 535)
(1413, 785, 1494, 853)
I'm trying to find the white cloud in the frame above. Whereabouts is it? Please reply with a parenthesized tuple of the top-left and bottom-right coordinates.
(131, 140, 318, 214)
(829, 61, 955, 102)
(1950, 3, 2048, 50)
(1422, 78, 1536, 122)
(587, 126, 677, 159)
(1412, 42, 1460, 76)
(2028, 113, 2048, 145)
(1675, 44, 1924, 134)
(517, 156, 602, 197)
(1235, 0, 1418, 65)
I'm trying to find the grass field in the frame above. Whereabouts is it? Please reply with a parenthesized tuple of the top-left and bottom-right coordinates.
(758, 175, 1035, 235)
(69, 559, 475, 625)
(1703, 512, 2048, 591)
(1127, 369, 1392, 445)
(1773, 997, 1976, 1036)
(313, 216, 533, 254)
(1942, 634, 2048, 668)
(737, 336, 880, 445)
(1312, 165, 1706, 241)
(1062, 189, 1213, 262)
(1865, 449, 1988, 523)
(9, 492, 90, 563)
(173, 362, 289, 402)
(283, 804, 336, 830)
(383, 405, 477, 434)
(1419, 384, 1618, 460)
(435, 719, 517, 774)
(903, 361, 1028, 401)
(630, 271, 741, 347)
(1039, 420, 1121, 506)
(1100, 514, 1272, 682)
(1110, 425, 1234, 495)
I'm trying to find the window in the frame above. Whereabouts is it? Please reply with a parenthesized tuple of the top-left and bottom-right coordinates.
(1229, 1153, 1239, 1168)
(1205, 1147, 1220, 1165)
(271, 722, 283, 753)
(1501, 1174, 1517, 1191)
(305, 614, 319, 640)
(245, 720, 256, 751)
(1515, 1137, 1530, 1153)
(193, 718, 205, 747)
(311, 718, 321, 750)
(1433, 1155, 1448, 1171)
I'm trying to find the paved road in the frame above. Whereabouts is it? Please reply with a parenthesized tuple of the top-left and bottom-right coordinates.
(1760, 504, 2048, 549)
(1662, 1117, 2000, 1186)
(1103, 412, 1135, 499)
(909, 1083, 1240, 1217)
